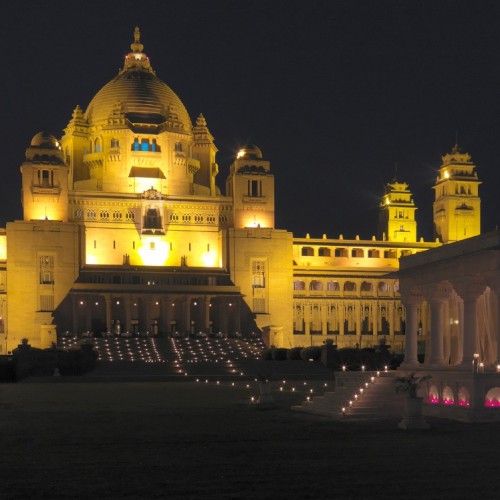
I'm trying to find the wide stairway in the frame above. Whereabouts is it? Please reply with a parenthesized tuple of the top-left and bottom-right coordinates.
(293, 371, 404, 420)
(57, 336, 267, 378)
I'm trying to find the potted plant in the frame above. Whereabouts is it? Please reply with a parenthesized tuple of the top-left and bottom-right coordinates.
(395, 372, 431, 430)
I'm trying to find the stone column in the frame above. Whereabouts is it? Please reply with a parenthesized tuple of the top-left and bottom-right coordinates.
(104, 295, 112, 333)
(400, 291, 423, 369)
(203, 296, 211, 333)
(123, 296, 131, 334)
(71, 295, 78, 335)
(304, 302, 311, 336)
(454, 279, 485, 369)
(142, 297, 151, 334)
(426, 283, 452, 368)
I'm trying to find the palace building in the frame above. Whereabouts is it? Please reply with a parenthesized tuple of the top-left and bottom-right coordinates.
(0, 29, 482, 354)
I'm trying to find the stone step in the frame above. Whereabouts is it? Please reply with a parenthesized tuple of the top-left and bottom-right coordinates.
(293, 371, 403, 420)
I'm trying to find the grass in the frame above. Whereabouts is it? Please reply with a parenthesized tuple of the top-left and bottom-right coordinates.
(0, 380, 498, 499)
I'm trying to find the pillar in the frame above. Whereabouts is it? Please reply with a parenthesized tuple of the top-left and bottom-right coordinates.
(104, 294, 112, 333)
(400, 294, 422, 369)
(124, 296, 131, 334)
(454, 279, 485, 370)
(428, 298, 446, 366)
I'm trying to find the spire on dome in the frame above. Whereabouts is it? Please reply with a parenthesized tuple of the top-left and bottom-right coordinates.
(121, 26, 155, 74)
(196, 113, 207, 127)
(131, 26, 144, 53)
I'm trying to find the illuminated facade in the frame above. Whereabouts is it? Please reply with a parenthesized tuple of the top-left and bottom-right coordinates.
(0, 29, 482, 353)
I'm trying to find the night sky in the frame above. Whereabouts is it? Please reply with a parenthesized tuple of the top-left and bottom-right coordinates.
(3, 0, 500, 241)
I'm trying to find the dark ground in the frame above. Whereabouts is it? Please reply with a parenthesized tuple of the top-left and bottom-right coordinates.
(0, 380, 498, 499)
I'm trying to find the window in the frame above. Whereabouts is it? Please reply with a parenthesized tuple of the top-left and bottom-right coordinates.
(335, 248, 348, 257)
(378, 282, 390, 294)
(174, 142, 182, 152)
(182, 214, 191, 223)
(132, 138, 140, 151)
(141, 139, 149, 151)
(113, 211, 122, 220)
(253, 298, 266, 313)
(384, 250, 397, 259)
(294, 280, 305, 290)
(252, 261, 266, 288)
(219, 214, 228, 224)
(326, 281, 340, 291)
(169, 213, 179, 223)
(360, 281, 373, 293)
(194, 214, 203, 223)
(40, 295, 54, 312)
(318, 247, 331, 257)
(310, 280, 323, 291)
(248, 179, 262, 197)
(352, 248, 364, 258)
(87, 209, 96, 219)
(126, 211, 135, 221)
(74, 208, 83, 219)
(39, 256, 54, 284)
(301, 247, 314, 257)
(206, 215, 216, 224)
(344, 281, 356, 292)
(111, 138, 120, 148)
(368, 249, 380, 258)
(144, 208, 162, 229)
(100, 210, 109, 220)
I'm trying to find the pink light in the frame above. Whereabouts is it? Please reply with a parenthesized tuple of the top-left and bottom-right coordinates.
(443, 399, 454, 405)
(485, 399, 500, 407)
(428, 396, 440, 404)
(458, 400, 470, 407)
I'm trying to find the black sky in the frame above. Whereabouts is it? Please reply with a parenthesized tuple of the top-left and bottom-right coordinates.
(3, 0, 500, 241)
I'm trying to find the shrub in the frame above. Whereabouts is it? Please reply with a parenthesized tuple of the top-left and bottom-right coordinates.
(300, 346, 322, 361)
(272, 348, 288, 361)
(261, 348, 273, 360)
(287, 347, 303, 360)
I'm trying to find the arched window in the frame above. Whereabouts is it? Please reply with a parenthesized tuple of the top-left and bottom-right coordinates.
(378, 282, 390, 294)
(360, 281, 372, 293)
(344, 281, 356, 292)
(352, 248, 364, 258)
(327, 281, 340, 291)
(141, 139, 149, 151)
(301, 247, 314, 256)
(368, 249, 380, 258)
(318, 247, 331, 257)
(94, 138, 101, 153)
(310, 280, 323, 291)
(293, 280, 305, 291)
(485, 387, 500, 407)
(442, 386, 454, 405)
(111, 138, 119, 148)
(335, 248, 348, 257)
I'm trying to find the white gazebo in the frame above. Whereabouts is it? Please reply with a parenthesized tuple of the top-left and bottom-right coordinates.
(397, 230, 500, 421)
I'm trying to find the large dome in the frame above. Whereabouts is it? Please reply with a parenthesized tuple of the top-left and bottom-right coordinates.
(84, 28, 192, 133)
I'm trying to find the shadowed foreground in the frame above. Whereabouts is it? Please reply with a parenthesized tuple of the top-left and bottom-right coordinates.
(0, 381, 498, 499)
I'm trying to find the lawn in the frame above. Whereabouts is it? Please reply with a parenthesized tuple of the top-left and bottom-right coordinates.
(0, 380, 498, 499)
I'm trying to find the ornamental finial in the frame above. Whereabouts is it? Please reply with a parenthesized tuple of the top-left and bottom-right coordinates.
(131, 26, 144, 53)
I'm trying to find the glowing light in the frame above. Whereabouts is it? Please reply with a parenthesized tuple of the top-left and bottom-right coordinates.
(444, 170, 450, 179)
(138, 237, 169, 266)
(236, 149, 245, 159)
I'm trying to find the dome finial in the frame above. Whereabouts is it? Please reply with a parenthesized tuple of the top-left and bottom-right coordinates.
(131, 26, 144, 53)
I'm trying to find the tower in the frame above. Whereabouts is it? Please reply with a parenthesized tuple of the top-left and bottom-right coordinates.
(378, 181, 417, 242)
(21, 132, 69, 222)
(433, 145, 481, 244)
(226, 145, 275, 229)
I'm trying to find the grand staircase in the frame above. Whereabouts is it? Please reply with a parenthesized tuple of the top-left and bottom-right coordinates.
(293, 371, 404, 420)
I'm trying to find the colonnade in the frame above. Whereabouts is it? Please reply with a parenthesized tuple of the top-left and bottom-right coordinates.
(70, 293, 241, 336)
(401, 278, 500, 370)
